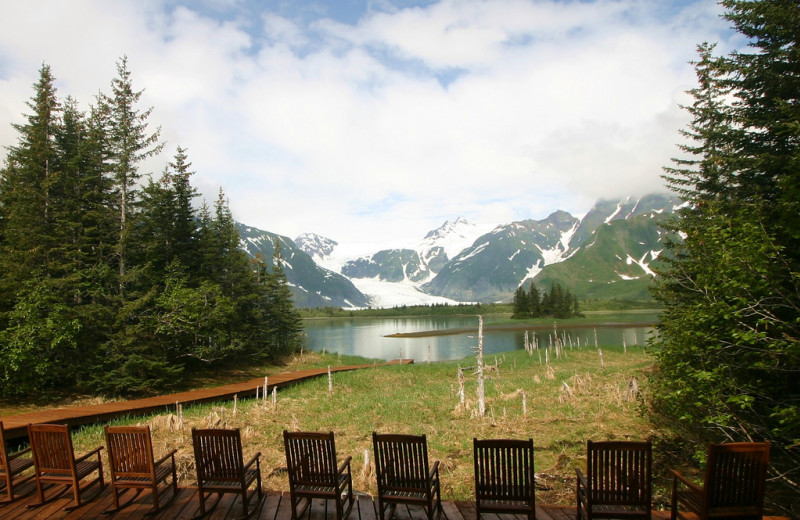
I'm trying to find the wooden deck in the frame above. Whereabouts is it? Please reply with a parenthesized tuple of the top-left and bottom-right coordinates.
(0, 359, 413, 440)
(0, 481, 671, 520)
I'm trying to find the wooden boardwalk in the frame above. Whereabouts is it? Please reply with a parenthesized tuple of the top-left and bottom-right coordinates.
(0, 359, 413, 440)
(0, 481, 669, 520)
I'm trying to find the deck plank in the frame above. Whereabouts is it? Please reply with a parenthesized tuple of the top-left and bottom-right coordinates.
(0, 488, 793, 520)
(441, 500, 464, 520)
(257, 491, 282, 520)
(357, 494, 376, 520)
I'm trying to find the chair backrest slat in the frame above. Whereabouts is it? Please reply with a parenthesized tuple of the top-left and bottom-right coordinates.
(705, 442, 769, 509)
(284, 431, 338, 487)
(29, 424, 75, 473)
(587, 440, 651, 507)
(106, 426, 155, 477)
(373, 433, 429, 492)
(193, 428, 245, 483)
(473, 438, 534, 502)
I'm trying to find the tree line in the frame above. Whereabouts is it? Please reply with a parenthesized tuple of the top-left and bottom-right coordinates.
(511, 282, 580, 319)
(652, 0, 799, 505)
(0, 59, 303, 397)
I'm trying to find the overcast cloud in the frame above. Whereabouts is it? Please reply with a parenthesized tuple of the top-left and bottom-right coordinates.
(0, 0, 739, 254)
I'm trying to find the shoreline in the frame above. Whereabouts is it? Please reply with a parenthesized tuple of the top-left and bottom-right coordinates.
(385, 320, 659, 338)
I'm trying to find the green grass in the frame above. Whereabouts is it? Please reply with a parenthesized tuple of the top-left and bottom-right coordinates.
(66, 345, 664, 507)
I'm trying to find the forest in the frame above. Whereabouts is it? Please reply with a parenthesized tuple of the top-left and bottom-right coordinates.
(0, 59, 303, 397)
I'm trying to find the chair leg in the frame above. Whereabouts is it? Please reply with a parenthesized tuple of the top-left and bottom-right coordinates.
(198, 488, 206, 515)
(152, 483, 160, 513)
(2, 474, 13, 502)
(34, 474, 45, 504)
(240, 487, 249, 518)
(73, 479, 82, 507)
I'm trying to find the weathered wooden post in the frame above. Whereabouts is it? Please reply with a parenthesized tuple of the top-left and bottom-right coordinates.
(477, 316, 486, 417)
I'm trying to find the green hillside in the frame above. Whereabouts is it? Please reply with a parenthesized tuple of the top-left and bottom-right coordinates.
(531, 215, 670, 302)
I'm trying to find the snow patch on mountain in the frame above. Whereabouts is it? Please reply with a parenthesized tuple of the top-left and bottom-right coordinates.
(419, 217, 488, 260)
(604, 202, 623, 223)
(626, 253, 657, 277)
(295, 233, 338, 263)
(349, 277, 462, 309)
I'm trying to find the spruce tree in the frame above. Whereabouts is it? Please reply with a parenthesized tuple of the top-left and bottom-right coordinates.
(528, 285, 541, 318)
(0, 65, 60, 285)
(262, 240, 303, 355)
(511, 286, 529, 319)
(99, 56, 163, 290)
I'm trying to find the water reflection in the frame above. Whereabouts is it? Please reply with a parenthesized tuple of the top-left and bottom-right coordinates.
(303, 317, 656, 362)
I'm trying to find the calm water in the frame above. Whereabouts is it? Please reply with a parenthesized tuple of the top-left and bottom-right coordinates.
(302, 315, 657, 362)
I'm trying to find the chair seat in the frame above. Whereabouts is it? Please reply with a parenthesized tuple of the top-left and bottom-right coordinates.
(590, 504, 650, 515)
(478, 499, 535, 510)
(3, 456, 34, 475)
(675, 490, 761, 519)
(381, 490, 427, 500)
(41, 459, 101, 481)
(202, 468, 260, 490)
(114, 464, 174, 485)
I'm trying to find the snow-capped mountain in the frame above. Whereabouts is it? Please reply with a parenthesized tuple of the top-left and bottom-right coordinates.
(236, 193, 681, 308)
(423, 210, 581, 302)
(338, 217, 489, 282)
(295, 233, 338, 263)
(419, 217, 485, 266)
(423, 193, 680, 302)
(237, 224, 369, 308)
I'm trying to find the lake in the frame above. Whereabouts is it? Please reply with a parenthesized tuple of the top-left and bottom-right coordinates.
(302, 314, 658, 362)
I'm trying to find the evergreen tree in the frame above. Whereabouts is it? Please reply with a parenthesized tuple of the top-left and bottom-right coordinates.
(511, 286, 529, 319)
(652, 0, 800, 502)
(0, 65, 60, 286)
(98, 56, 163, 290)
(167, 147, 199, 272)
(261, 240, 303, 356)
(528, 284, 541, 318)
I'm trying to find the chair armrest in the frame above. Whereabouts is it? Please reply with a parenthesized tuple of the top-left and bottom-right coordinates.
(576, 468, 588, 489)
(75, 446, 104, 464)
(154, 449, 178, 468)
(669, 469, 702, 494)
(244, 452, 262, 471)
(8, 447, 31, 461)
(576, 468, 589, 505)
(337, 456, 352, 475)
(429, 461, 440, 483)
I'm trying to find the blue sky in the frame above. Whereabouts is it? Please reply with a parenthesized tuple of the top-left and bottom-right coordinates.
(0, 0, 739, 255)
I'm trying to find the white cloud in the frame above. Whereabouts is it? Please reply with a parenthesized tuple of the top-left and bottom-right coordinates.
(0, 0, 735, 250)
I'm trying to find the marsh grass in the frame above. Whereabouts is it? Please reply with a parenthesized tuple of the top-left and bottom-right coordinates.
(67, 346, 657, 507)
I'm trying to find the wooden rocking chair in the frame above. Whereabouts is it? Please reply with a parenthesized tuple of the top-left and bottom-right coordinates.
(1, 420, 34, 502)
(576, 440, 652, 520)
(192, 427, 262, 518)
(473, 438, 536, 520)
(104, 425, 178, 513)
(670, 442, 770, 520)
(373, 432, 442, 520)
(27, 423, 104, 508)
(283, 430, 355, 520)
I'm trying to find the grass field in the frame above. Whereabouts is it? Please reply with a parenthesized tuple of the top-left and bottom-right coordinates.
(64, 344, 667, 507)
